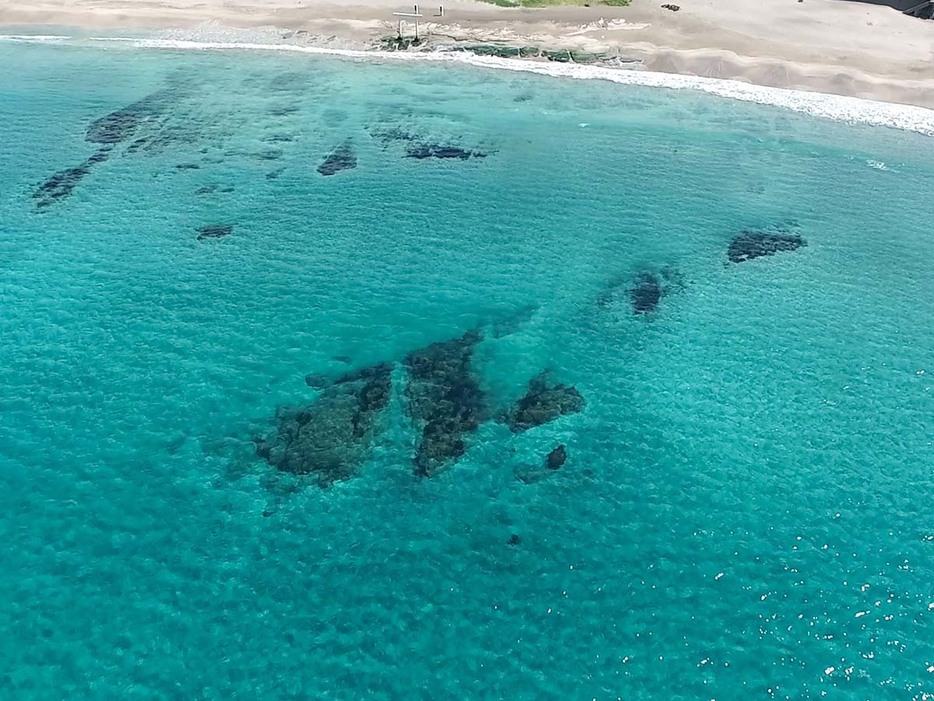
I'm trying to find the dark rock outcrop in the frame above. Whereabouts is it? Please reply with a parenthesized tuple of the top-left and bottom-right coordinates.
(728, 231, 806, 263)
(403, 331, 487, 476)
(317, 141, 357, 176)
(33, 149, 111, 209)
(505, 373, 584, 433)
(255, 362, 393, 486)
(546, 444, 567, 470)
(196, 224, 233, 240)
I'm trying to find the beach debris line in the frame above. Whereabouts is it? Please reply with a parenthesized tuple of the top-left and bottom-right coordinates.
(317, 140, 358, 176)
(661, 4, 681, 11)
(728, 230, 807, 263)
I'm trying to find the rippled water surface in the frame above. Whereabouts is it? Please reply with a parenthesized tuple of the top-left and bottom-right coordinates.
(1, 40, 933, 700)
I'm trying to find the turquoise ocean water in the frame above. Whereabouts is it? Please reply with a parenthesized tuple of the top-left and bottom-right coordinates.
(1, 37, 933, 699)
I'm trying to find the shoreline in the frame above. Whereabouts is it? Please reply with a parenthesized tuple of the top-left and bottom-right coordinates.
(4, 31, 933, 136)
(0, 0, 932, 111)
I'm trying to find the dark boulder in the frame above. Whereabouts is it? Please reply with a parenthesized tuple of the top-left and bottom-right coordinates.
(255, 362, 393, 486)
(196, 224, 233, 240)
(317, 141, 357, 176)
(506, 373, 584, 433)
(403, 331, 487, 476)
(546, 444, 567, 470)
(728, 231, 806, 263)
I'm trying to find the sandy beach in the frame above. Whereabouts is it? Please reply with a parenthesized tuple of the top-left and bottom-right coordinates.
(1, 0, 932, 108)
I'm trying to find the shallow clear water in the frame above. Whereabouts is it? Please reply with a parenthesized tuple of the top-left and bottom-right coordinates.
(1, 39, 933, 700)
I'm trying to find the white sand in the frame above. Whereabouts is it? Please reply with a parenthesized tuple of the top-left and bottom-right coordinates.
(1, 0, 932, 108)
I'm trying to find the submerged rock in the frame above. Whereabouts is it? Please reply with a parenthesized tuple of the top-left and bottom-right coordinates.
(546, 444, 568, 470)
(33, 149, 111, 209)
(86, 90, 171, 145)
(255, 362, 393, 485)
(630, 272, 662, 314)
(403, 331, 487, 476)
(597, 266, 685, 315)
(728, 231, 806, 263)
(405, 144, 487, 161)
(304, 373, 332, 390)
(317, 141, 357, 176)
(196, 224, 233, 240)
(505, 373, 584, 433)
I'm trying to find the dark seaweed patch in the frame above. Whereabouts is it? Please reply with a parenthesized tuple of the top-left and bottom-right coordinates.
(505, 373, 584, 434)
(403, 331, 487, 476)
(317, 141, 357, 176)
(728, 231, 806, 263)
(255, 362, 393, 486)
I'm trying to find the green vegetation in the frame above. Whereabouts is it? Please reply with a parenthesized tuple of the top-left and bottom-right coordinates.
(476, 0, 630, 6)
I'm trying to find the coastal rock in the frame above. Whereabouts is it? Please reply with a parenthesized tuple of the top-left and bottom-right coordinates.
(505, 373, 584, 433)
(728, 231, 806, 263)
(403, 331, 487, 476)
(255, 362, 393, 485)
(546, 444, 568, 470)
(405, 144, 487, 160)
(317, 141, 357, 176)
(33, 149, 111, 209)
(196, 224, 233, 240)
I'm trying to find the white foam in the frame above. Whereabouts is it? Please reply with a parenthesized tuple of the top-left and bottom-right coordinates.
(0, 34, 71, 43)
(20, 35, 934, 137)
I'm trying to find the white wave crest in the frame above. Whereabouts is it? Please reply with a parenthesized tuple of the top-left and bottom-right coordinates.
(16, 35, 934, 137)
(0, 34, 71, 43)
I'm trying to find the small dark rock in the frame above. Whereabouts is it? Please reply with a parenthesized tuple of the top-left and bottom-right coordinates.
(661, 3, 680, 10)
(507, 534, 521, 546)
(196, 224, 233, 240)
(317, 141, 357, 176)
(546, 444, 567, 470)
(728, 231, 806, 263)
(506, 373, 584, 433)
